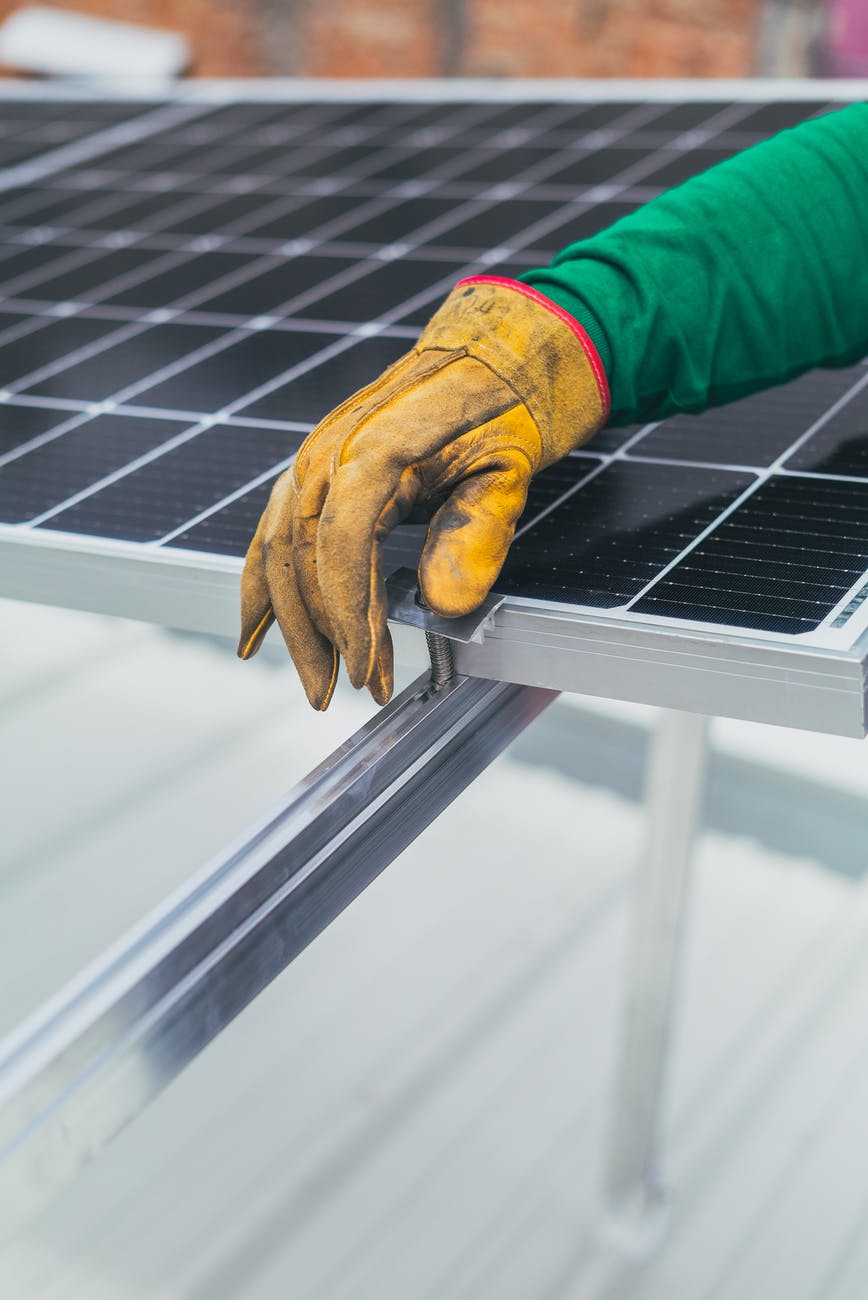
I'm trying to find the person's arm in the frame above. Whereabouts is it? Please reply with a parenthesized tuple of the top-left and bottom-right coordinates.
(239, 103, 868, 709)
(521, 102, 868, 424)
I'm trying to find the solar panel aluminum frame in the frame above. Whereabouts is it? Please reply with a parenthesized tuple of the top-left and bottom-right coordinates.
(1, 79, 867, 736)
(3, 515, 868, 738)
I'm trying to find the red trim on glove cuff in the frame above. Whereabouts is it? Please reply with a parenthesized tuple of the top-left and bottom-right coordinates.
(457, 274, 611, 423)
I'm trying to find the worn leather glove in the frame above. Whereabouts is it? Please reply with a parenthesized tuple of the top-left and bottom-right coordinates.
(237, 275, 609, 709)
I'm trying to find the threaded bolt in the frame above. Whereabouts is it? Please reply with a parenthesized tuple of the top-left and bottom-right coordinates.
(425, 629, 455, 688)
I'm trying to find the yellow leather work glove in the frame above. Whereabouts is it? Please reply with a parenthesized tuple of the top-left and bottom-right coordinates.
(237, 276, 609, 709)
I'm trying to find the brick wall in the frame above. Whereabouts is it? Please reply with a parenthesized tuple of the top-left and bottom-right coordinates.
(0, 0, 766, 79)
(290, 0, 765, 78)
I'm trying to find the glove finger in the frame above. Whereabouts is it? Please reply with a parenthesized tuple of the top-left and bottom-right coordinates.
(316, 459, 420, 699)
(262, 521, 340, 710)
(238, 508, 275, 660)
(293, 462, 339, 650)
(418, 450, 532, 618)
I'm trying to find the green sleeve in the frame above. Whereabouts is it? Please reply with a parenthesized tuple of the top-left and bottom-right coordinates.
(519, 103, 868, 426)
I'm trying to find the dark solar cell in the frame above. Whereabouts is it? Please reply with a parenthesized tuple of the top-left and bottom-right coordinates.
(21, 323, 225, 401)
(101, 250, 255, 310)
(132, 328, 337, 413)
(80, 189, 206, 232)
(0, 317, 119, 388)
(641, 145, 740, 186)
(22, 247, 160, 302)
(239, 334, 411, 423)
(0, 404, 69, 458)
(369, 103, 477, 131)
(335, 197, 460, 246)
(235, 194, 367, 242)
(736, 102, 829, 133)
(499, 461, 755, 607)
(0, 243, 97, 290)
(289, 144, 392, 178)
(553, 103, 641, 131)
(0, 139, 63, 166)
(314, 102, 396, 128)
(643, 103, 732, 132)
(783, 383, 868, 477)
(522, 200, 641, 249)
(192, 253, 358, 316)
(0, 100, 157, 122)
(363, 146, 482, 182)
(427, 199, 576, 250)
(0, 186, 46, 217)
(170, 476, 276, 556)
(584, 423, 650, 455)
(473, 103, 555, 130)
(293, 257, 458, 324)
(46, 423, 296, 541)
(0, 309, 44, 334)
(137, 191, 278, 236)
(633, 369, 864, 468)
(198, 103, 310, 131)
(633, 475, 868, 632)
(87, 139, 205, 174)
(521, 457, 603, 515)
(0, 414, 188, 523)
(543, 146, 653, 186)
(0, 187, 107, 227)
(459, 147, 559, 183)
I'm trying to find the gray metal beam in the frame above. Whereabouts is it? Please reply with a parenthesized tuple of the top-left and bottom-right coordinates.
(0, 670, 556, 1237)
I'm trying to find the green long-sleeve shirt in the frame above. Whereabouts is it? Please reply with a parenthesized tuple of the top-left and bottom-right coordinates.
(520, 103, 868, 427)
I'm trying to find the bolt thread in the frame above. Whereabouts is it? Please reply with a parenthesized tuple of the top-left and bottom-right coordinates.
(425, 630, 455, 688)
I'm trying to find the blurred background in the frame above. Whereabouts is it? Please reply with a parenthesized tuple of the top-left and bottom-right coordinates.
(0, 0, 863, 80)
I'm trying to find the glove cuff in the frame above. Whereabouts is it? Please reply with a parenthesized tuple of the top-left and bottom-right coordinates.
(416, 275, 610, 462)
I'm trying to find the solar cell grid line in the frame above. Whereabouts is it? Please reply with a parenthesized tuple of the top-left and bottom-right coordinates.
(622, 365, 868, 613)
(0, 315, 133, 405)
(0, 316, 216, 402)
(181, 104, 675, 331)
(42, 422, 303, 542)
(0, 96, 826, 540)
(630, 369, 860, 468)
(632, 477, 868, 634)
(0, 239, 147, 301)
(21, 245, 282, 316)
(0, 182, 140, 230)
(0, 402, 79, 459)
(22, 326, 392, 527)
(0, 100, 217, 195)
(1, 185, 294, 245)
(0, 100, 821, 335)
(158, 449, 300, 548)
(0, 308, 78, 364)
(76, 104, 493, 192)
(201, 102, 769, 328)
(2, 244, 188, 307)
(499, 461, 758, 607)
(783, 380, 868, 478)
(0, 99, 657, 327)
(24, 412, 231, 531)
(35, 97, 644, 240)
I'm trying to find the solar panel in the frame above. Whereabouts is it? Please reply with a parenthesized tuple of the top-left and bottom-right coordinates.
(1, 86, 867, 718)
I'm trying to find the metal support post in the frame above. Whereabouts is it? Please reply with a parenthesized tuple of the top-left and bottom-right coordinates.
(605, 708, 710, 1239)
